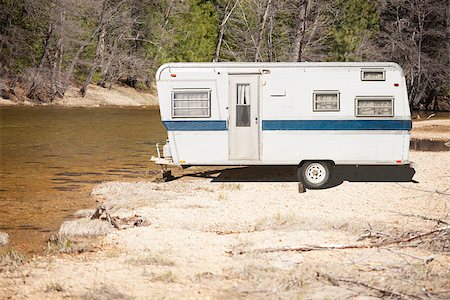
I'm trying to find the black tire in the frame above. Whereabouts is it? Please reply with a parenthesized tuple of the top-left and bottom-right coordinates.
(297, 161, 332, 189)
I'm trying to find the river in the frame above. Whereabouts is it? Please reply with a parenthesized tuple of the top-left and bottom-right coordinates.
(0, 107, 166, 254)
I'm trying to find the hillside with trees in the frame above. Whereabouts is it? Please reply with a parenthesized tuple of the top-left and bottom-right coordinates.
(0, 0, 449, 110)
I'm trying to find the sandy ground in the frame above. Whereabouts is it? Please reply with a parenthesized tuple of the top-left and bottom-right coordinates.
(412, 119, 450, 141)
(0, 99, 18, 106)
(54, 84, 158, 107)
(0, 84, 158, 107)
(0, 151, 449, 299)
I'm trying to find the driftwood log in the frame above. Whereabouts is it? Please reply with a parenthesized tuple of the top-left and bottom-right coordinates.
(91, 204, 149, 230)
(91, 204, 120, 229)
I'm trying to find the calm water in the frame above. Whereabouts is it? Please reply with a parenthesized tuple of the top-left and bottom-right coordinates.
(0, 107, 166, 254)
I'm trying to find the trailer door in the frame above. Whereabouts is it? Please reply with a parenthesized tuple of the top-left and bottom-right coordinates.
(228, 75, 260, 161)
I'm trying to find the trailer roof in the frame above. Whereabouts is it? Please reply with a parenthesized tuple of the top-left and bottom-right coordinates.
(156, 62, 403, 80)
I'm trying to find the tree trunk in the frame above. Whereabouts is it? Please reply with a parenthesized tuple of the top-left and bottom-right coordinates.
(61, 28, 101, 95)
(63, 0, 127, 96)
(27, 23, 53, 99)
(99, 33, 121, 88)
(290, 1, 309, 62)
(80, 6, 107, 98)
(267, 15, 273, 62)
(254, 0, 272, 62)
(150, 0, 178, 70)
(213, 0, 239, 62)
(447, 0, 450, 68)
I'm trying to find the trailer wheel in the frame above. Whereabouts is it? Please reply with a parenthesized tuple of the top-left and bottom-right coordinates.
(297, 161, 332, 189)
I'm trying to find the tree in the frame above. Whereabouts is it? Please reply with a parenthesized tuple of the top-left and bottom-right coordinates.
(169, 0, 218, 62)
(376, 0, 449, 108)
(328, 0, 379, 61)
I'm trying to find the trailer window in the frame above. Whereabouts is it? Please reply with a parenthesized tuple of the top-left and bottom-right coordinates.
(172, 90, 211, 118)
(356, 97, 394, 117)
(313, 91, 340, 111)
(236, 84, 251, 127)
(361, 69, 385, 81)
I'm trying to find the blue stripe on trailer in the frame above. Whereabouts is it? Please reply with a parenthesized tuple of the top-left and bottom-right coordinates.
(162, 120, 412, 131)
(163, 121, 227, 131)
(262, 120, 412, 131)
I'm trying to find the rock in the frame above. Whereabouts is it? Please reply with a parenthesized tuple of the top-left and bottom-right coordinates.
(0, 232, 9, 246)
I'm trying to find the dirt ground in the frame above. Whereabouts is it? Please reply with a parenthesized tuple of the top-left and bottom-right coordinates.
(0, 150, 449, 299)
(412, 119, 450, 141)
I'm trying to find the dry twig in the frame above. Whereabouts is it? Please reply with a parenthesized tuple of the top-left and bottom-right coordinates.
(392, 211, 449, 225)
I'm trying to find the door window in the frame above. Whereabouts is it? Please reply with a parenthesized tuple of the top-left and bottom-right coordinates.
(236, 84, 250, 127)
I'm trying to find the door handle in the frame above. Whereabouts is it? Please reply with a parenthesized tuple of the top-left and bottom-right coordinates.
(255, 117, 258, 124)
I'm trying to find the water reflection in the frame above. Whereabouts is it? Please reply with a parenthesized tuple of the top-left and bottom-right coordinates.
(0, 106, 166, 254)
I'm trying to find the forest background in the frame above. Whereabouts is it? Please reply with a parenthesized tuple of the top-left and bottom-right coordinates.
(1, 0, 449, 110)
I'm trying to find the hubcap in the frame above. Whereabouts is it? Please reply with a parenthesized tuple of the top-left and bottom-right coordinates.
(305, 163, 326, 184)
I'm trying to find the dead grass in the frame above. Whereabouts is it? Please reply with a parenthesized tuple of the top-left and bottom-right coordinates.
(44, 281, 65, 293)
(194, 186, 215, 192)
(254, 212, 297, 231)
(46, 234, 92, 254)
(59, 218, 114, 237)
(127, 253, 175, 267)
(220, 183, 242, 191)
(0, 232, 9, 246)
(146, 270, 176, 283)
(0, 249, 25, 267)
(277, 271, 308, 292)
(82, 285, 133, 300)
(217, 191, 228, 201)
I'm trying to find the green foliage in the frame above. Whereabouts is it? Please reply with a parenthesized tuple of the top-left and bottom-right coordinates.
(167, 0, 218, 62)
(328, 0, 379, 61)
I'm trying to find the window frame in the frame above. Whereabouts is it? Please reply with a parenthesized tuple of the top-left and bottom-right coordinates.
(312, 90, 340, 112)
(171, 89, 211, 118)
(361, 68, 386, 81)
(355, 96, 394, 117)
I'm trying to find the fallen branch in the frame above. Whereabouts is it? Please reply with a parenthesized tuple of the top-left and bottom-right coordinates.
(230, 226, 449, 255)
(383, 248, 435, 265)
(318, 273, 423, 300)
(395, 184, 450, 196)
(392, 211, 449, 225)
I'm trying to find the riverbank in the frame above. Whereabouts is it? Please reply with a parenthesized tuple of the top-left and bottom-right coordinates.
(411, 119, 450, 142)
(0, 84, 158, 107)
(1, 150, 449, 299)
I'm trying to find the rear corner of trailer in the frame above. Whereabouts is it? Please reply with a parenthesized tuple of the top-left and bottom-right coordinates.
(392, 62, 412, 166)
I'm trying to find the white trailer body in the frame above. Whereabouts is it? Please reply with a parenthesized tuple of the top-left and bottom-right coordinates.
(154, 62, 411, 186)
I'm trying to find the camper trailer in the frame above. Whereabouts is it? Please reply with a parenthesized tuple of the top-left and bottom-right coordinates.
(152, 62, 412, 188)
